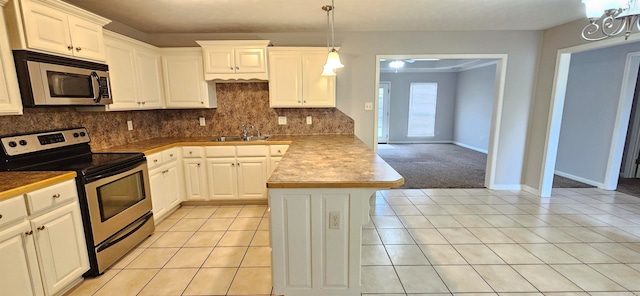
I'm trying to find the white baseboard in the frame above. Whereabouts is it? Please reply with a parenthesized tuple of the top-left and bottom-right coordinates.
(453, 141, 488, 154)
(388, 140, 453, 144)
(487, 184, 522, 191)
(554, 170, 606, 188)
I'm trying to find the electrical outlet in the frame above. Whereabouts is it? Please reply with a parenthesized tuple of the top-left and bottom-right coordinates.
(329, 211, 340, 229)
(278, 116, 287, 125)
(127, 120, 133, 131)
(199, 117, 206, 126)
(306, 116, 312, 125)
(364, 102, 373, 111)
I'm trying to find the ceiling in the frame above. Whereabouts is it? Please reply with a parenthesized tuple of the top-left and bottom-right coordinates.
(61, 0, 587, 34)
(379, 59, 498, 73)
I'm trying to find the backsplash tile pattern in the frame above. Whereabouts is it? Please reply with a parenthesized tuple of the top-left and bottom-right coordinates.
(0, 83, 353, 150)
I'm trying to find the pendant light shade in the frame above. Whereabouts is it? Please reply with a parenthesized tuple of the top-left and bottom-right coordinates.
(321, 64, 336, 76)
(325, 48, 344, 69)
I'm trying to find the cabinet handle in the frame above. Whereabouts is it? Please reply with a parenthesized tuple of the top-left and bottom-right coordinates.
(67, 45, 73, 50)
(229, 67, 234, 70)
(52, 193, 61, 199)
(142, 101, 146, 105)
(0, 214, 2, 219)
(235, 66, 239, 70)
(25, 230, 33, 235)
(37, 226, 45, 231)
(170, 154, 174, 157)
(75, 47, 82, 51)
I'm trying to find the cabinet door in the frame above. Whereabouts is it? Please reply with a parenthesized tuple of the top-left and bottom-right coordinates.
(0, 10, 22, 115)
(21, 1, 73, 57)
(104, 38, 140, 110)
(302, 52, 336, 107)
(0, 221, 43, 296)
(235, 48, 266, 73)
(165, 164, 182, 209)
(163, 53, 208, 108)
(269, 53, 302, 107)
(67, 15, 105, 61)
(135, 48, 164, 109)
(237, 157, 267, 199)
(183, 159, 208, 200)
(149, 167, 167, 220)
(203, 47, 235, 74)
(31, 203, 89, 296)
(207, 158, 238, 200)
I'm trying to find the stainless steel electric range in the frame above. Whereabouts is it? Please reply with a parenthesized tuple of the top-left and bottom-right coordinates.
(0, 127, 154, 277)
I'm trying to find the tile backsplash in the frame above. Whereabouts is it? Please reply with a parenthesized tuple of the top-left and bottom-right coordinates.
(0, 82, 354, 150)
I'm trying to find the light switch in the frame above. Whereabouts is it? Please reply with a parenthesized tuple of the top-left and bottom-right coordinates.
(127, 120, 133, 131)
(364, 102, 373, 111)
(306, 116, 312, 125)
(278, 116, 287, 125)
(199, 117, 206, 126)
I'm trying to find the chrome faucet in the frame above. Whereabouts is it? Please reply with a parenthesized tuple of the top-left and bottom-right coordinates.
(251, 125, 261, 137)
(241, 125, 249, 141)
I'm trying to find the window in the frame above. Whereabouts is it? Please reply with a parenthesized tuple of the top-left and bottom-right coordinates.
(407, 82, 437, 137)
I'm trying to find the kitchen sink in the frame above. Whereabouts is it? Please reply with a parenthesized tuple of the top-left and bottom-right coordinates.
(212, 135, 270, 142)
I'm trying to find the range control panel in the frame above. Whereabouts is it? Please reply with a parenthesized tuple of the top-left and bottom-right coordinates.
(0, 128, 90, 156)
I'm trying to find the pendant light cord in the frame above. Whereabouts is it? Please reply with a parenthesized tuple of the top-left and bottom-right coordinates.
(331, 0, 336, 51)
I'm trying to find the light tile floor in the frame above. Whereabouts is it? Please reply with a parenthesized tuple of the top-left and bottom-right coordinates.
(67, 187, 640, 296)
(67, 205, 274, 296)
(362, 187, 640, 296)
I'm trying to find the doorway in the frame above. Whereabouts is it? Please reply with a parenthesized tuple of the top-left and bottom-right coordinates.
(374, 55, 508, 189)
(540, 42, 640, 197)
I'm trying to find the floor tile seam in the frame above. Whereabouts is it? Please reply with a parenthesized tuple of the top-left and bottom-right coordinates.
(120, 267, 161, 296)
(549, 242, 621, 264)
(81, 268, 124, 296)
(551, 262, 634, 293)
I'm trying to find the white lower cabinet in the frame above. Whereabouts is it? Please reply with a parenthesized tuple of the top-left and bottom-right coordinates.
(30, 202, 87, 296)
(182, 147, 208, 201)
(147, 148, 183, 221)
(206, 146, 268, 200)
(0, 179, 89, 296)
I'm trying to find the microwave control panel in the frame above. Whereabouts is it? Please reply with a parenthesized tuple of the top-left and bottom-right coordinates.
(0, 128, 90, 156)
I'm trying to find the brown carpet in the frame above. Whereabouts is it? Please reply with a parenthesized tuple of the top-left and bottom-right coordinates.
(617, 177, 640, 198)
(378, 144, 593, 189)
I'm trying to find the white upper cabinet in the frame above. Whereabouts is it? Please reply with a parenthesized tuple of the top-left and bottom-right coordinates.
(104, 31, 164, 111)
(4, 0, 111, 62)
(268, 47, 336, 108)
(162, 48, 216, 109)
(196, 40, 270, 81)
(0, 0, 23, 116)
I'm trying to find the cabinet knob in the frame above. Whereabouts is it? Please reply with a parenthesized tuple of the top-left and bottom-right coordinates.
(197, 163, 200, 167)
(25, 230, 33, 236)
(67, 45, 73, 50)
(229, 67, 234, 70)
(52, 193, 60, 199)
(170, 154, 174, 157)
(201, 101, 204, 104)
(142, 101, 146, 105)
(189, 151, 193, 155)
(231, 163, 235, 166)
(37, 226, 45, 231)
(278, 150, 281, 153)
(0, 214, 2, 219)
(154, 159, 158, 163)
(235, 66, 239, 70)
(237, 163, 240, 166)
(75, 47, 82, 51)
(298, 100, 301, 103)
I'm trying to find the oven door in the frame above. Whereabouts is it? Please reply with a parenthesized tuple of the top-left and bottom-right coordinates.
(84, 161, 152, 245)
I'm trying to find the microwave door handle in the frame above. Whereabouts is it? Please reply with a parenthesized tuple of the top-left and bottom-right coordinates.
(90, 72, 101, 103)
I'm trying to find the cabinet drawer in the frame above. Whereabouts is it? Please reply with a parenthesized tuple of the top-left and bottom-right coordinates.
(205, 146, 236, 158)
(162, 148, 179, 163)
(269, 145, 289, 156)
(25, 180, 77, 214)
(182, 147, 204, 158)
(146, 152, 163, 169)
(236, 145, 268, 157)
(0, 195, 28, 228)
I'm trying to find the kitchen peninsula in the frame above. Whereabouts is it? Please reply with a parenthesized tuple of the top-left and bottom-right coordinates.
(100, 134, 403, 296)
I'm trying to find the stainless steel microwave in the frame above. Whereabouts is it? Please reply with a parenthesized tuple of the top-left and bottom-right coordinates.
(13, 50, 112, 106)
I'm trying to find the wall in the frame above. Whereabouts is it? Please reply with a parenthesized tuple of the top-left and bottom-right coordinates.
(554, 42, 640, 185)
(453, 64, 497, 153)
(523, 19, 640, 192)
(0, 83, 354, 150)
(380, 72, 457, 143)
(138, 30, 542, 188)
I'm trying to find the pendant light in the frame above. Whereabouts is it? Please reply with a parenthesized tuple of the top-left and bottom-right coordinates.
(321, 3, 336, 76)
(321, 0, 343, 75)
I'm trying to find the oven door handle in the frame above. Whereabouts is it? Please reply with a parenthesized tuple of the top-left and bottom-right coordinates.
(84, 159, 145, 183)
(96, 212, 153, 253)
